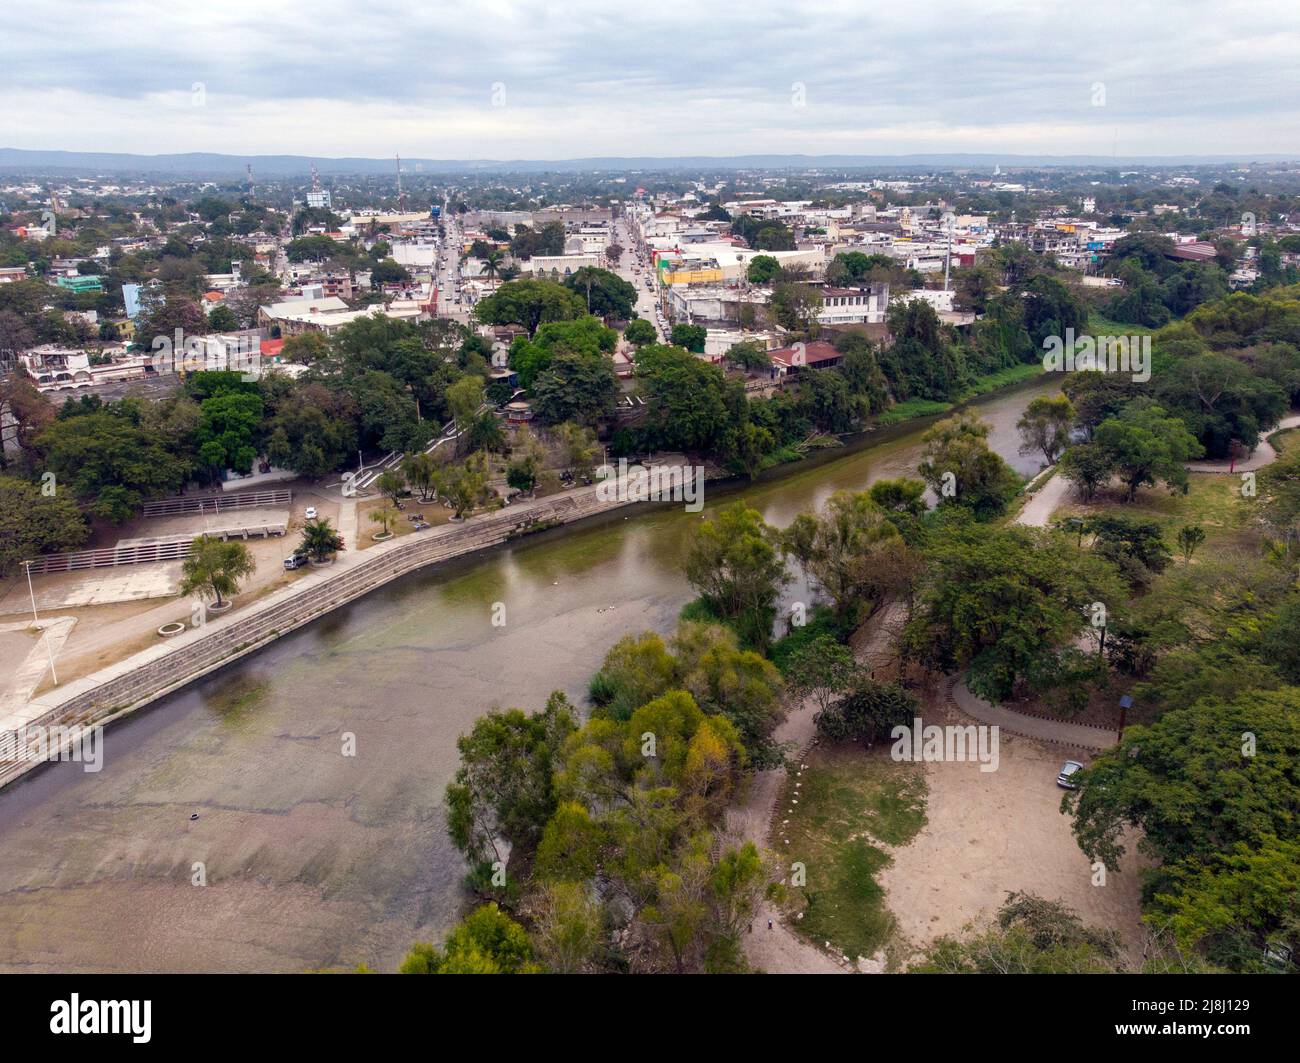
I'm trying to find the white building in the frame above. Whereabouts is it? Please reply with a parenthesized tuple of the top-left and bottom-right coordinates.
(818, 284, 889, 325)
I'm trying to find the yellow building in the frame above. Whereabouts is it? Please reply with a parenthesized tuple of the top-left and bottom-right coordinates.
(660, 266, 724, 286)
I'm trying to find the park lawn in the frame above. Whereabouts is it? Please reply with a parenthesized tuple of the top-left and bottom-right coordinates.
(1087, 311, 1157, 338)
(1271, 427, 1297, 454)
(775, 743, 926, 964)
(1056, 473, 1251, 553)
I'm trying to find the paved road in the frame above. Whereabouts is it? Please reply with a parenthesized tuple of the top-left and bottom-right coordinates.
(1186, 414, 1300, 473)
(1016, 471, 1073, 528)
(949, 676, 1118, 751)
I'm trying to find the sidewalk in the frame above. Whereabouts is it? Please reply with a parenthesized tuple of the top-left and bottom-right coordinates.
(950, 677, 1117, 751)
(1016, 471, 1072, 528)
(1185, 414, 1300, 474)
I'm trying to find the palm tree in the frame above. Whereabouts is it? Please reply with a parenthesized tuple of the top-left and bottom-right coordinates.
(180, 535, 255, 609)
(479, 248, 505, 286)
(570, 266, 602, 314)
(300, 518, 339, 562)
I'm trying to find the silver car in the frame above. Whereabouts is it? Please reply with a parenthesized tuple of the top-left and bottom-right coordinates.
(1056, 760, 1084, 789)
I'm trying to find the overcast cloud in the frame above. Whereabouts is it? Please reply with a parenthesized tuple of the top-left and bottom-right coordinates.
(1, 0, 1297, 159)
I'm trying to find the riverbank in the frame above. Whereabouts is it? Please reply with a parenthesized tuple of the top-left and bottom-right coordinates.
(0, 481, 637, 790)
(1, 369, 1062, 795)
(0, 375, 1061, 973)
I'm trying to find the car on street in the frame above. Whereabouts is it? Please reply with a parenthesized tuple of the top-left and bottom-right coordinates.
(304, 506, 317, 520)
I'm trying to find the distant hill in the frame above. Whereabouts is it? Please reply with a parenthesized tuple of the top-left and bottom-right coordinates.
(2, 147, 1299, 178)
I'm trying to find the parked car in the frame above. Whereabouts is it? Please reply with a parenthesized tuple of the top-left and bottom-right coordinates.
(1056, 760, 1084, 789)
(283, 553, 306, 570)
(304, 506, 318, 520)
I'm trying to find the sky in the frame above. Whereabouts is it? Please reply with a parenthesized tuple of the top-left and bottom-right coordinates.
(2, 0, 1298, 161)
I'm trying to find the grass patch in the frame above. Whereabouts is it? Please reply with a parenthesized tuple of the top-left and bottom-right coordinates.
(1271, 427, 1297, 454)
(956, 361, 1044, 400)
(1056, 474, 1248, 543)
(776, 744, 926, 962)
(767, 605, 851, 674)
(1087, 311, 1157, 338)
(876, 397, 952, 426)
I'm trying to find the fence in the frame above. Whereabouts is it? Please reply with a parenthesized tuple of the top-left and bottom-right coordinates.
(141, 489, 292, 517)
(1, 484, 631, 789)
(22, 537, 197, 575)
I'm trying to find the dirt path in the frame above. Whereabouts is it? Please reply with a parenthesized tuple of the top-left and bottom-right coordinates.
(728, 602, 907, 974)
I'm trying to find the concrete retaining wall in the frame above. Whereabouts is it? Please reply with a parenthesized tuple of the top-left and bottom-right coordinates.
(0, 485, 629, 790)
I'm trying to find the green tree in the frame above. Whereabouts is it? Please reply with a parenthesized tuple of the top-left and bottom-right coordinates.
(1058, 441, 1113, 502)
(400, 903, 542, 974)
(912, 892, 1124, 974)
(815, 678, 918, 744)
(442, 455, 490, 519)
(1148, 835, 1300, 972)
(446, 375, 485, 433)
(474, 278, 585, 336)
(37, 408, 185, 522)
(724, 339, 771, 372)
(531, 351, 618, 427)
(194, 389, 263, 476)
(564, 267, 636, 319)
(1064, 689, 1300, 874)
(370, 504, 398, 537)
(299, 517, 339, 562)
(179, 535, 255, 608)
(444, 696, 578, 874)
(780, 490, 912, 621)
(904, 523, 1124, 701)
(624, 318, 656, 346)
(684, 502, 787, 649)
(530, 881, 607, 973)
(1176, 523, 1206, 564)
(917, 412, 1019, 518)
(1092, 402, 1203, 502)
(783, 635, 861, 716)
(0, 475, 88, 575)
(746, 255, 780, 284)
(403, 451, 440, 501)
(1017, 394, 1075, 466)
(669, 323, 707, 353)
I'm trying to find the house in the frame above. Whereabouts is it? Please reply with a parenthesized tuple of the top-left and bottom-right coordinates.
(768, 340, 843, 381)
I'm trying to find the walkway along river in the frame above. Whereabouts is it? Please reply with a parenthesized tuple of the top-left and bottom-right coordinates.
(0, 376, 1061, 973)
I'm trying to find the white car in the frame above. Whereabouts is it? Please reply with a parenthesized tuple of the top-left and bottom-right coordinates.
(304, 506, 318, 520)
(1056, 761, 1084, 789)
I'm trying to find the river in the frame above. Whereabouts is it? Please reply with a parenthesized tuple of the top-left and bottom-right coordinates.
(0, 375, 1059, 973)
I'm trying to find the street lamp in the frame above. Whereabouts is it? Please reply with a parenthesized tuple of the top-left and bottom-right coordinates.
(23, 561, 58, 686)
(1117, 694, 1133, 744)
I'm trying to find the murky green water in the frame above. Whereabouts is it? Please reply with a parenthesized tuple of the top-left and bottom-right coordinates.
(0, 377, 1059, 972)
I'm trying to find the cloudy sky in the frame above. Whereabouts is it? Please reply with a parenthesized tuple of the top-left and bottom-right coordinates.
(2, 0, 1298, 160)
